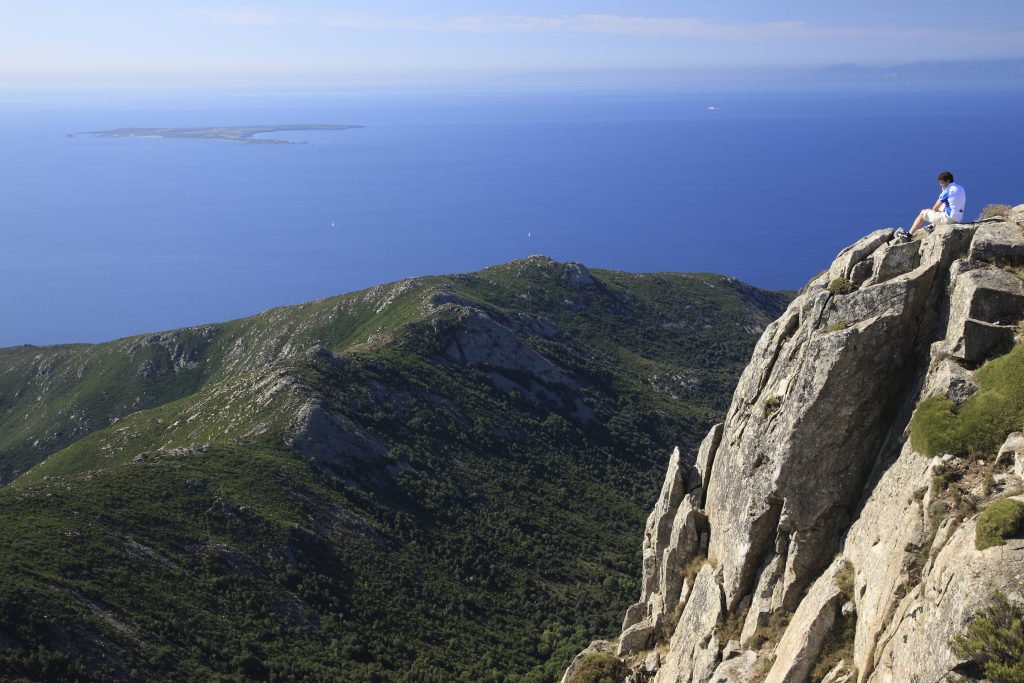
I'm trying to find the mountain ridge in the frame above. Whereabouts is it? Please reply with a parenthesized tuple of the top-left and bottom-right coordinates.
(0, 255, 788, 485)
(0, 254, 791, 681)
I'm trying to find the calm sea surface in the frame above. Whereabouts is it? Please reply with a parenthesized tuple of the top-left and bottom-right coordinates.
(2, 88, 1023, 346)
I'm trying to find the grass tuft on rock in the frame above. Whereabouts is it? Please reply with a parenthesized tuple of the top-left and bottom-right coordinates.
(567, 652, 624, 683)
(976, 499, 1024, 551)
(763, 395, 783, 418)
(835, 560, 855, 601)
(809, 612, 857, 682)
(744, 609, 792, 651)
(681, 554, 707, 585)
(980, 203, 1014, 220)
(827, 277, 856, 296)
(950, 590, 1024, 683)
(910, 343, 1024, 457)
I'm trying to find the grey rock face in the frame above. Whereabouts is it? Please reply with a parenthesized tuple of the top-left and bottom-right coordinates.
(820, 662, 856, 683)
(999, 432, 1024, 478)
(943, 265, 1024, 364)
(866, 239, 921, 286)
(286, 402, 389, 474)
(565, 215, 1024, 683)
(563, 262, 596, 286)
(708, 652, 757, 683)
(619, 622, 659, 657)
(443, 309, 579, 390)
(705, 252, 947, 614)
(829, 229, 894, 282)
(861, 509, 1024, 682)
(655, 565, 724, 683)
(970, 219, 1024, 266)
(625, 439, 715, 652)
(764, 559, 845, 683)
(923, 356, 978, 407)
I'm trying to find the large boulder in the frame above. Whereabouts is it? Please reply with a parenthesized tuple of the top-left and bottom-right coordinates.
(943, 265, 1024, 364)
(866, 239, 922, 285)
(829, 229, 894, 282)
(999, 432, 1024, 479)
(970, 219, 1024, 267)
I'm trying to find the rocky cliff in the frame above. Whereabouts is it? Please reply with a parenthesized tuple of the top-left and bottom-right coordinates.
(565, 206, 1024, 683)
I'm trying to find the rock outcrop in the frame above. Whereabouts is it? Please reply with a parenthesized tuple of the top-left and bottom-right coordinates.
(565, 209, 1024, 683)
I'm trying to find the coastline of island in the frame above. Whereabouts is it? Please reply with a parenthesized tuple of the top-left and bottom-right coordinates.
(78, 124, 364, 145)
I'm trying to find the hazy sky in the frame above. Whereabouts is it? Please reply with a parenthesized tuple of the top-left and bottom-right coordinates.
(4, 1, 1024, 87)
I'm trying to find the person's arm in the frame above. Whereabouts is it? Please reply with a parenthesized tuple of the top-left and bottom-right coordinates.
(931, 199, 943, 211)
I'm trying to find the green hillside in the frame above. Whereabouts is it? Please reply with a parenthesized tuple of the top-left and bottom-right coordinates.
(0, 256, 791, 682)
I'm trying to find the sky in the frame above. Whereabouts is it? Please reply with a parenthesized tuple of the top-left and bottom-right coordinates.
(3, 1, 1024, 88)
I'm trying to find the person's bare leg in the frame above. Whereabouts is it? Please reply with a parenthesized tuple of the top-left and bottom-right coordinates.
(909, 210, 927, 234)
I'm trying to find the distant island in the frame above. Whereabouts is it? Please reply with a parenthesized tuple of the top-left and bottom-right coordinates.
(79, 124, 363, 145)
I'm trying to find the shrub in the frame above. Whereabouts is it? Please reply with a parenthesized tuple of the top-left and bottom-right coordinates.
(744, 609, 792, 650)
(567, 652, 624, 683)
(980, 204, 1013, 220)
(950, 591, 1024, 683)
(827, 277, 855, 295)
(763, 396, 782, 418)
(910, 343, 1024, 457)
(718, 610, 746, 644)
(835, 560, 855, 601)
(930, 463, 957, 494)
(809, 610, 857, 681)
(976, 499, 1024, 551)
(681, 554, 707, 585)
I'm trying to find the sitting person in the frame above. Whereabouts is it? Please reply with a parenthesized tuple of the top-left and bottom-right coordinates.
(909, 171, 966, 235)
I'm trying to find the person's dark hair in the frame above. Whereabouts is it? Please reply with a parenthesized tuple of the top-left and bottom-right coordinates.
(938, 171, 954, 183)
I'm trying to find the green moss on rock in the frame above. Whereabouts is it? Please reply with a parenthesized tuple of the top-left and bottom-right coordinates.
(910, 343, 1024, 457)
(976, 499, 1024, 551)
(827, 277, 856, 295)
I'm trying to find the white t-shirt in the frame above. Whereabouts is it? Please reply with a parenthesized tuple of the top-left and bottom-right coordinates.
(938, 183, 966, 223)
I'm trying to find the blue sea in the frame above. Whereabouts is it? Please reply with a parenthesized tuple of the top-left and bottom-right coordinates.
(2, 87, 1023, 347)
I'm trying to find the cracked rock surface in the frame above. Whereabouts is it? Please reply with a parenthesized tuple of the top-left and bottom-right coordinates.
(567, 209, 1024, 683)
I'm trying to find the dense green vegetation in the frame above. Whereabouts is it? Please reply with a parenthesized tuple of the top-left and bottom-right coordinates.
(0, 257, 791, 681)
(910, 342, 1024, 457)
(950, 591, 1024, 683)
(976, 499, 1024, 551)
